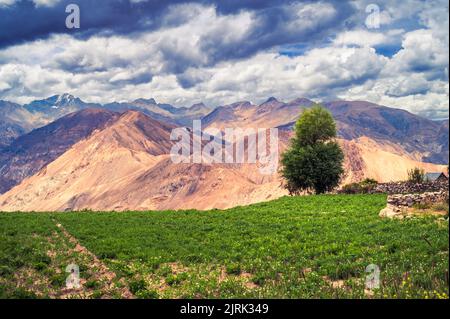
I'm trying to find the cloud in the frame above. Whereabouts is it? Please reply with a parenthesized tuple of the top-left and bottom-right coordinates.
(333, 29, 404, 47)
(0, 1, 353, 49)
(0, 0, 60, 7)
(0, 0, 17, 7)
(388, 29, 448, 75)
(0, 0, 448, 119)
(0, 2, 352, 74)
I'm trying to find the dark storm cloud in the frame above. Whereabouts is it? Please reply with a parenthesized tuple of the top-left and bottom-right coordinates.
(201, 1, 354, 62)
(0, 1, 354, 55)
(0, 0, 187, 48)
(0, 0, 357, 79)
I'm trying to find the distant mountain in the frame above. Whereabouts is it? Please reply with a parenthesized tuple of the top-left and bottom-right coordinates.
(1, 95, 99, 147)
(24, 93, 101, 123)
(0, 121, 23, 148)
(0, 109, 119, 194)
(1, 94, 213, 143)
(432, 119, 449, 164)
(1, 94, 448, 165)
(202, 98, 448, 165)
(323, 101, 449, 164)
(104, 98, 213, 126)
(202, 98, 315, 130)
(0, 100, 45, 147)
(102, 101, 177, 125)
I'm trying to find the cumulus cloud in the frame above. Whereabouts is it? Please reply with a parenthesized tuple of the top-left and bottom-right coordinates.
(0, 0, 60, 7)
(0, 0, 16, 7)
(0, 0, 448, 119)
(333, 29, 404, 47)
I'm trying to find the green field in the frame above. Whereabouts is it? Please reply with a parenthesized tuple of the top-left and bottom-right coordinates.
(0, 194, 448, 299)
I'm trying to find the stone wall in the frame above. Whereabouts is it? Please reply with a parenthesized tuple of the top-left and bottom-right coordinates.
(379, 190, 449, 219)
(387, 191, 448, 208)
(374, 180, 448, 195)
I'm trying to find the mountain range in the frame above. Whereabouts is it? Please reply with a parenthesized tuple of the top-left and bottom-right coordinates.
(0, 94, 214, 148)
(0, 94, 447, 211)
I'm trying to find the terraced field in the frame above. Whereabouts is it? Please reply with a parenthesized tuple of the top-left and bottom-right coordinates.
(1, 194, 448, 299)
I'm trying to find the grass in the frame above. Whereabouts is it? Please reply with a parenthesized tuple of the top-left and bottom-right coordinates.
(412, 201, 449, 216)
(0, 194, 448, 299)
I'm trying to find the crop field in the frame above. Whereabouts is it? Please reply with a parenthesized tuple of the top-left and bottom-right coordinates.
(0, 194, 448, 299)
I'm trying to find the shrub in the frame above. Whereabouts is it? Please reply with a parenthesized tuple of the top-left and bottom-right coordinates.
(407, 167, 425, 184)
(33, 261, 49, 271)
(91, 290, 104, 299)
(10, 288, 38, 299)
(341, 183, 363, 194)
(432, 202, 449, 213)
(0, 265, 13, 276)
(340, 179, 379, 194)
(50, 273, 66, 288)
(412, 203, 432, 210)
(360, 178, 378, 192)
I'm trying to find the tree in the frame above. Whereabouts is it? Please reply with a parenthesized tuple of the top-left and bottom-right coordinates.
(281, 105, 344, 195)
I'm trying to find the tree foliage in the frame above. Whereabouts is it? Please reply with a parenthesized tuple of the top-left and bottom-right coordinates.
(293, 105, 338, 146)
(281, 105, 344, 195)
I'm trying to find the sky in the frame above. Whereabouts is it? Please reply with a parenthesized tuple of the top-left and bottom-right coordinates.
(0, 0, 448, 119)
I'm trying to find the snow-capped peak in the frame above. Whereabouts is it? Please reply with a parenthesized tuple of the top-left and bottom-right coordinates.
(56, 93, 75, 105)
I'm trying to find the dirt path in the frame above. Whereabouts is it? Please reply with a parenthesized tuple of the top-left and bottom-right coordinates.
(53, 220, 134, 299)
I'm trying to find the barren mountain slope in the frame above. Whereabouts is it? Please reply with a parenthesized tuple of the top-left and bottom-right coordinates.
(324, 101, 449, 164)
(87, 159, 287, 211)
(0, 125, 288, 211)
(0, 111, 174, 212)
(0, 109, 119, 194)
(340, 137, 447, 184)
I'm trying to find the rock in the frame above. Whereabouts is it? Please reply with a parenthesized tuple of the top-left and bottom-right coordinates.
(379, 205, 401, 218)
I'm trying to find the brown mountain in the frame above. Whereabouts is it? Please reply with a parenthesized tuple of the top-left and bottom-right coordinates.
(339, 137, 447, 183)
(0, 111, 177, 212)
(0, 109, 119, 194)
(323, 101, 449, 164)
(23, 94, 102, 124)
(0, 119, 287, 211)
(0, 107, 447, 212)
(203, 98, 448, 165)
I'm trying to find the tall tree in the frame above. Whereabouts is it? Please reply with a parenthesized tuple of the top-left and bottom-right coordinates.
(281, 105, 344, 195)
